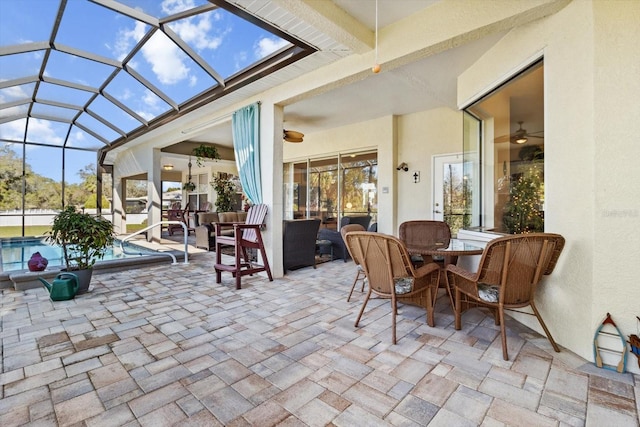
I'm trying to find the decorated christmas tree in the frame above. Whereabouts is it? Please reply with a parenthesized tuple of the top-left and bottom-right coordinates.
(503, 147, 544, 234)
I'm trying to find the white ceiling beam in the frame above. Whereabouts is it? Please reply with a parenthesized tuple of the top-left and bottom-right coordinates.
(271, 0, 373, 54)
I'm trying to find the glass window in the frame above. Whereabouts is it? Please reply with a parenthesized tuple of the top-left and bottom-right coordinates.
(463, 61, 544, 234)
(309, 158, 339, 228)
(340, 152, 377, 221)
(284, 151, 378, 227)
(125, 179, 148, 214)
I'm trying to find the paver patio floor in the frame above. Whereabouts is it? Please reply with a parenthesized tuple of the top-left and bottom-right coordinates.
(1, 248, 638, 426)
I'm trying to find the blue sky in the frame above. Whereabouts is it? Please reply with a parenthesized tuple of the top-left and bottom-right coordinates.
(0, 0, 290, 184)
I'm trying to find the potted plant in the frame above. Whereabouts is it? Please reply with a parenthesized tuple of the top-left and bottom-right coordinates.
(193, 144, 220, 167)
(46, 206, 115, 294)
(182, 181, 196, 192)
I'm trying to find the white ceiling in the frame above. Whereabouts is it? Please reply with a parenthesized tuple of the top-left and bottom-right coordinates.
(165, 0, 511, 169)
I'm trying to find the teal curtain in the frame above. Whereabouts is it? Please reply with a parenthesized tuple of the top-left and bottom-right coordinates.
(232, 103, 262, 204)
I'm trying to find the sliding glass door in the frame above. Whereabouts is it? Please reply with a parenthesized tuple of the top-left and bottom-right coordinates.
(284, 151, 377, 228)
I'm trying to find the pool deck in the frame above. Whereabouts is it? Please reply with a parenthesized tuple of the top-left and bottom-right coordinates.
(1, 233, 638, 426)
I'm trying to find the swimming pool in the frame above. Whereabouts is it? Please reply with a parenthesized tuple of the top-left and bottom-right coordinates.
(0, 237, 159, 272)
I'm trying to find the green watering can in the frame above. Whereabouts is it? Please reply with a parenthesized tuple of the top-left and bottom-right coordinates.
(39, 272, 79, 301)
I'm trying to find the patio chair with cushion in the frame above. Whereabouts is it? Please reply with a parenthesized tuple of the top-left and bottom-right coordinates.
(317, 215, 371, 262)
(446, 233, 565, 360)
(340, 223, 367, 301)
(345, 231, 441, 344)
(214, 204, 273, 289)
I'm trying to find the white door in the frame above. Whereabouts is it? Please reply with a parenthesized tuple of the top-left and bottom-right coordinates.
(432, 153, 464, 233)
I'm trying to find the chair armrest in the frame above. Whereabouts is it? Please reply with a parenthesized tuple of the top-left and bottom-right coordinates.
(415, 262, 440, 277)
(233, 224, 261, 230)
(446, 264, 481, 296)
(446, 264, 477, 282)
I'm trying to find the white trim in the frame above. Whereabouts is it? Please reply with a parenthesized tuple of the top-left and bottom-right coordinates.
(458, 50, 545, 110)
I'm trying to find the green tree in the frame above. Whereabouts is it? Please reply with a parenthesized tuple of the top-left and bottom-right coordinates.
(0, 144, 23, 210)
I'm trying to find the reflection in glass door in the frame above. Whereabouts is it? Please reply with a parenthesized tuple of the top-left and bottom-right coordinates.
(433, 153, 471, 236)
(284, 151, 377, 228)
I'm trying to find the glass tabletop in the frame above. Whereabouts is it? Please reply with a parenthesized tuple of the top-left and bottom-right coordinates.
(406, 239, 484, 256)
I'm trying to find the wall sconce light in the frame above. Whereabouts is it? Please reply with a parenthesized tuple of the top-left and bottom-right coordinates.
(163, 164, 174, 171)
(396, 162, 408, 171)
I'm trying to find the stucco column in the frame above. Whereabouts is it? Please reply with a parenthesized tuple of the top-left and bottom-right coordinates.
(260, 102, 284, 278)
(148, 148, 162, 242)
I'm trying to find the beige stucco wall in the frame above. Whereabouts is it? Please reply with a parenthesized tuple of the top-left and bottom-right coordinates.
(396, 108, 463, 225)
(458, 0, 640, 372)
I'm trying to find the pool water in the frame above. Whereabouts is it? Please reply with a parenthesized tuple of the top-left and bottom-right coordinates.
(0, 237, 157, 272)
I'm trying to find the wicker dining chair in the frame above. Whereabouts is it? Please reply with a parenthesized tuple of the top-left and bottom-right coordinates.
(446, 233, 565, 360)
(340, 223, 366, 301)
(345, 231, 441, 344)
(399, 220, 451, 266)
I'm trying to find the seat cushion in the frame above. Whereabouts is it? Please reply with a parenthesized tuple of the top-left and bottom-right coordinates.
(477, 283, 499, 302)
(394, 277, 414, 294)
(197, 212, 220, 225)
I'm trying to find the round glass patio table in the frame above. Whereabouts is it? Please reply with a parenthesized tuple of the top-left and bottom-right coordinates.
(405, 238, 484, 309)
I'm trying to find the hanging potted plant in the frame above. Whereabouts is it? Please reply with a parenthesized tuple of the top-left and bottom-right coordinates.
(182, 181, 196, 192)
(193, 144, 220, 167)
(45, 206, 115, 294)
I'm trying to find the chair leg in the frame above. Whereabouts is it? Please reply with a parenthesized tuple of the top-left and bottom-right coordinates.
(354, 288, 372, 327)
(454, 288, 462, 330)
(391, 295, 397, 345)
(215, 242, 222, 284)
(426, 287, 435, 327)
(498, 304, 508, 360)
(258, 242, 273, 282)
(530, 301, 561, 353)
(346, 270, 364, 302)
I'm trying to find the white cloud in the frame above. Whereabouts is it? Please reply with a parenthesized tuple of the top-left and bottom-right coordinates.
(25, 119, 65, 145)
(170, 12, 225, 51)
(137, 110, 155, 121)
(161, 0, 195, 15)
(142, 32, 190, 85)
(255, 37, 289, 59)
(0, 118, 26, 140)
(234, 51, 248, 72)
(113, 21, 147, 62)
(142, 89, 159, 109)
(0, 83, 30, 103)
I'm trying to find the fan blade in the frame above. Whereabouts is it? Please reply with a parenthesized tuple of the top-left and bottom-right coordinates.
(526, 134, 544, 139)
(494, 134, 511, 143)
(284, 136, 304, 143)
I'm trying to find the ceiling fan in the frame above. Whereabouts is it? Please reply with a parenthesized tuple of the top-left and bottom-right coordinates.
(495, 121, 544, 144)
(283, 129, 304, 143)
